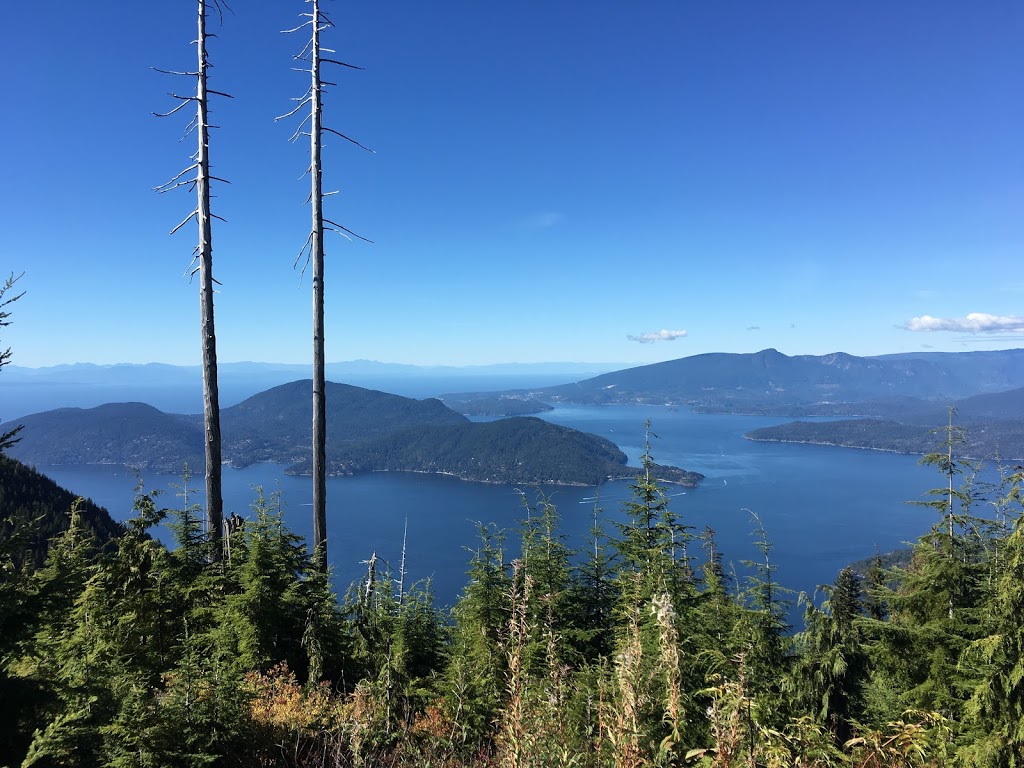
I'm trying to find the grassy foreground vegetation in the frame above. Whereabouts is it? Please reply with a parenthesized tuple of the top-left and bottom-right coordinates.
(2, 422, 1024, 767)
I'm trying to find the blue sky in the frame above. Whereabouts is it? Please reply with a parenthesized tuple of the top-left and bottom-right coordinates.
(2, 1, 1022, 367)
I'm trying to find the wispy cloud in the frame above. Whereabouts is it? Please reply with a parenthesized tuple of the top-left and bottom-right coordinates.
(921, 343, 934, 349)
(525, 211, 565, 229)
(746, 325, 760, 331)
(627, 329, 688, 344)
(905, 313, 1024, 333)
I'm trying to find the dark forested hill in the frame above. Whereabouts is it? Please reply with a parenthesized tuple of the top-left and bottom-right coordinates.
(745, 386, 1024, 460)
(217, 380, 469, 466)
(2, 402, 203, 471)
(296, 416, 701, 486)
(0, 454, 123, 568)
(0, 382, 700, 486)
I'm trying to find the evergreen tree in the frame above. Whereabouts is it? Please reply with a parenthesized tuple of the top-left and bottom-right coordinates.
(732, 511, 791, 730)
(218, 487, 310, 677)
(566, 500, 619, 663)
(791, 567, 869, 745)
(865, 416, 992, 747)
(22, 489, 170, 767)
(694, 526, 737, 650)
(445, 523, 511, 748)
(862, 550, 888, 622)
(964, 467, 1024, 766)
(0, 272, 24, 452)
(517, 490, 573, 672)
(607, 424, 701, 757)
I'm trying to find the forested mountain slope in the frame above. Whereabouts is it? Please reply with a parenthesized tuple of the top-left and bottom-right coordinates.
(746, 386, 1024, 459)
(0, 381, 699, 485)
(0, 454, 122, 568)
(451, 348, 1024, 412)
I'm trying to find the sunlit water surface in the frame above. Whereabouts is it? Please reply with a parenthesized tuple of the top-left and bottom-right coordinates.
(41, 404, 940, 620)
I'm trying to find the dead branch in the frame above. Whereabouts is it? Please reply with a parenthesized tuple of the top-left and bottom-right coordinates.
(275, 95, 313, 122)
(324, 227, 351, 241)
(322, 126, 374, 153)
(153, 99, 196, 118)
(151, 66, 200, 77)
(169, 210, 198, 235)
(323, 219, 373, 243)
(154, 163, 200, 192)
(293, 232, 314, 269)
(281, 16, 314, 34)
(321, 58, 363, 70)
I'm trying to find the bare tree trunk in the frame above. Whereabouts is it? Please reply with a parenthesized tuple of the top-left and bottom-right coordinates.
(197, 0, 223, 558)
(279, 0, 370, 568)
(310, 0, 328, 568)
(153, 0, 227, 559)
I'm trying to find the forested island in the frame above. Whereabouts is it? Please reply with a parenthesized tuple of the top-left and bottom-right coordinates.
(0, 381, 702, 487)
(744, 386, 1024, 460)
(745, 418, 1024, 460)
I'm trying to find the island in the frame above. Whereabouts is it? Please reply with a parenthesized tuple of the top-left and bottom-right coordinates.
(2, 381, 703, 488)
(745, 418, 1024, 461)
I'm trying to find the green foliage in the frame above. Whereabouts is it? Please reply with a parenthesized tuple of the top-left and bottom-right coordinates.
(0, 272, 25, 453)
(5, 419, 1024, 766)
(446, 522, 511, 749)
(963, 467, 1024, 766)
(733, 510, 792, 730)
(0, 455, 123, 570)
(566, 500, 619, 662)
(790, 567, 870, 745)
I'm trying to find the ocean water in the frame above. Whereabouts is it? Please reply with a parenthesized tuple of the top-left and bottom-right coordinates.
(36, 404, 945, 620)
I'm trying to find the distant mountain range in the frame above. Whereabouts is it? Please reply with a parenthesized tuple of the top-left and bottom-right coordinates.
(1, 361, 630, 418)
(463, 348, 1024, 411)
(2, 381, 701, 487)
(439, 347, 1024, 460)
(9, 348, 1024, 471)
(5, 360, 627, 384)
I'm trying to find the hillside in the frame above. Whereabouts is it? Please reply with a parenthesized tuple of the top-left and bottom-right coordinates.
(0, 382, 700, 486)
(295, 417, 702, 486)
(0, 454, 123, 568)
(3, 402, 203, 471)
(745, 387, 1024, 460)
(450, 348, 1024, 412)
(217, 380, 469, 466)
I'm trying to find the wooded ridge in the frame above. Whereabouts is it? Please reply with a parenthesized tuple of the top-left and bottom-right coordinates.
(1, 381, 701, 486)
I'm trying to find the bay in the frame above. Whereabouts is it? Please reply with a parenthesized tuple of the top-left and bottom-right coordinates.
(38, 404, 939, 618)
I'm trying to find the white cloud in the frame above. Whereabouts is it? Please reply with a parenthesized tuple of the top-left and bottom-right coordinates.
(627, 329, 688, 344)
(746, 325, 760, 331)
(904, 313, 1024, 333)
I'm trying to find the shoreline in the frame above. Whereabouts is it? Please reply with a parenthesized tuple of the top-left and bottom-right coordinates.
(742, 435, 920, 457)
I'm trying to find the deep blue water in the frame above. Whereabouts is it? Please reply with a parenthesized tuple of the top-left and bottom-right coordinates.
(39, 405, 939, 619)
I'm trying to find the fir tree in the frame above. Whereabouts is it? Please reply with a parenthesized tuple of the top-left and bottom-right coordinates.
(446, 522, 511, 748)
(791, 567, 869, 745)
(964, 466, 1024, 765)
